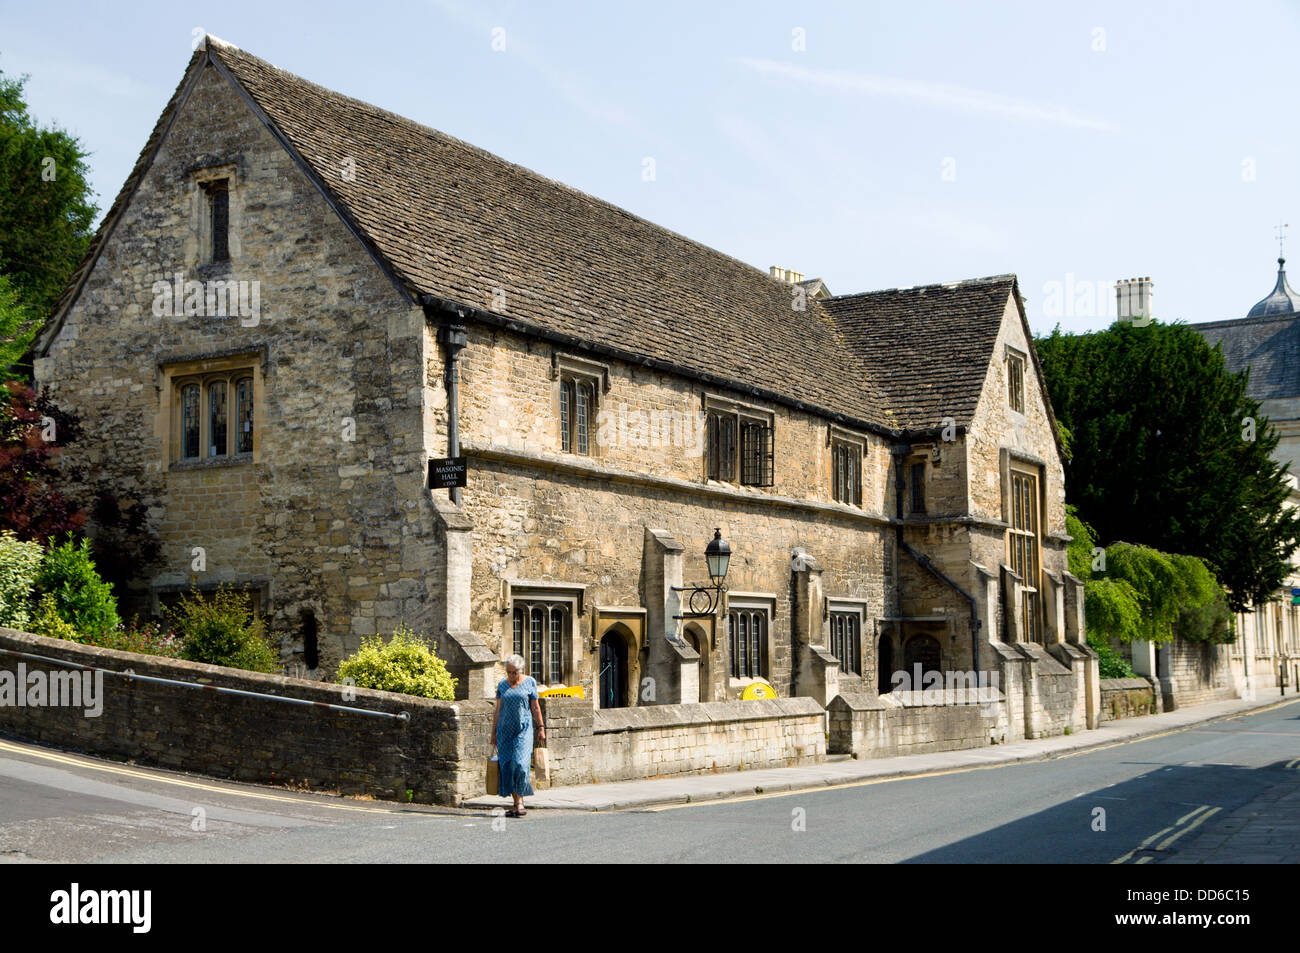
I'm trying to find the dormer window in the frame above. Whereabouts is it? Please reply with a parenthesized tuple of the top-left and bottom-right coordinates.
(206, 179, 230, 263)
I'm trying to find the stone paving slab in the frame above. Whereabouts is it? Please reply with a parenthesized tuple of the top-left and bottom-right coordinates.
(463, 693, 1300, 811)
(1156, 765, 1300, 864)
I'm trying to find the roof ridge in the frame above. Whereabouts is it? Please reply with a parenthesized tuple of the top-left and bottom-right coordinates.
(207, 40, 789, 287)
(827, 274, 1016, 301)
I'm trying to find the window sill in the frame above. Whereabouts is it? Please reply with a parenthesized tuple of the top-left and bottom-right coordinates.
(170, 454, 254, 472)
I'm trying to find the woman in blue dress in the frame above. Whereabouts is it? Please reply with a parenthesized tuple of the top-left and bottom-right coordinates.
(493, 654, 545, 817)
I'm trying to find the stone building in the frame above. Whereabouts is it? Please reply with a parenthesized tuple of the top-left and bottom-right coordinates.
(30, 37, 1094, 734)
(1192, 258, 1300, 696)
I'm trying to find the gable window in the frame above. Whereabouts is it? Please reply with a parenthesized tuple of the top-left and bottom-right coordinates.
(559, 375, 595, 455)
(727, 607, 769, 679)
(705, 397, 773, 487)
(909, 461, 926, 514)
(1008, 467, 1041, 643)
(829, 611, 861, 675)
(512, 601, 569, 684)
(166, 358, 259, 465)
(205, 179, 230, 264)
(1007, 348, 1025, 414)
(831, 439, 862, 506)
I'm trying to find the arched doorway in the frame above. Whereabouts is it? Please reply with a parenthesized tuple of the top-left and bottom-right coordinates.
(599, 630, 629, 709)
(877, 634, 894, 694)
(685, 623, 709, 703)
(903, 634, 942, 683)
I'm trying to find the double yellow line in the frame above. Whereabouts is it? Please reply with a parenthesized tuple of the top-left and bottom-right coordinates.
(0, 738, 443, 818)
(1111, 804, 1222, 864)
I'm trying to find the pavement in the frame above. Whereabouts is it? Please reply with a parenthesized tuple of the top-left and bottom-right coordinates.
(463, 690, 1300, 812)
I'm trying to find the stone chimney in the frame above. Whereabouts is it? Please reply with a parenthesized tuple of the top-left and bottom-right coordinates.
(769, 266, 805, 283)
(1116, 277, 1153, 323)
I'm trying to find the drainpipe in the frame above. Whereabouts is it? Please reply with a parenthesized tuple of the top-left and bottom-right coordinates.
(422, 297, 468, 505)
(891, 444, 982, 674)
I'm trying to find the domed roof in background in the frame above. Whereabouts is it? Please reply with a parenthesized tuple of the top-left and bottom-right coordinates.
(1247, 258, 1300, 317)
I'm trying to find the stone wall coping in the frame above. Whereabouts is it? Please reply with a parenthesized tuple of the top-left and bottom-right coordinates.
(829, 690, 1004, 712)
(0, 627, 495, 718)
(591, 697, 823, 733)
(1100, 677, 1154, 691)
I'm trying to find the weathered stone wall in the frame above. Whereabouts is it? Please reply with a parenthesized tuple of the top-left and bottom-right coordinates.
(34, 62, 443, 675)
(1099, 676, 1157, 722)
(0, 628, 492, 805)
(1160, 638, 1237, 710)
(538, 696, 824, 786)
(453, 322, 893, 703)
(828, 690, 1004, 757)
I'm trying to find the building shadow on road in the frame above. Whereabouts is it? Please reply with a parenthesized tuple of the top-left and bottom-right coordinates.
(900, 760, 1297, 864)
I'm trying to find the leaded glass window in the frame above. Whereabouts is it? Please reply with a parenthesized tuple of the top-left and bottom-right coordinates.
(181, 384, 200, 460)
(235, 377, 253, 454)
(208, 381, 228, 458)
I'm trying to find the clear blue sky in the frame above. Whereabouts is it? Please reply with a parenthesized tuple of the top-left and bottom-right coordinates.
(4, 0, 1298, 333)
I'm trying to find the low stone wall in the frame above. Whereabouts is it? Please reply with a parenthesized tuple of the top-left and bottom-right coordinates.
(828, 690, 1003, 757)
(0, 627, 494, 805)
(1100, 677, 1157, 722)
(539, 696, 825, 786)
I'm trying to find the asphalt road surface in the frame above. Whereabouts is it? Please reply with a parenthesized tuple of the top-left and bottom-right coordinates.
(1, 699, 1297, 863)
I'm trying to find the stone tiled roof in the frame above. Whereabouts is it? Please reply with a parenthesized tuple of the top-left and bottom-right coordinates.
(1192, 313, 1300, 401)
(36, 37, 1032, 438)
(823, 277, 1017, 429)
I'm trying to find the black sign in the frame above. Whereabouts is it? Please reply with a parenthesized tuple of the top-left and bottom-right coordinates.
(428, 456, 467, 489)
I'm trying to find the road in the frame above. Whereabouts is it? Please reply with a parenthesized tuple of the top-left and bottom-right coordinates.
(1, 699, 1297, 863)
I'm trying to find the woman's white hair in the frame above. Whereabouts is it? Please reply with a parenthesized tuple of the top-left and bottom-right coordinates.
(504, 654, 526, 673)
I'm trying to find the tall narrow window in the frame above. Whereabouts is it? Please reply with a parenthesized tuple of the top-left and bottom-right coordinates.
(208, 381, 228, 458)
(530, 608, 544, 676)
(1007, 351, 1025, 413)
(559, 376, 594, 455)
(512, 610, 524, 659)
(910, 461, 926, 514)
(728, 608, 768, 679)
(209, 180, 230, 263)
(1008, 468, 1041, 643)
(829, 612, 860, 675)
(181, 384, 200, 460)
(740, 420, 774, 486)
(549, 606, 564, 683)
(832, 440, 861, 506)
(235, 377, 254, 454)
(301, 610, 319, 670)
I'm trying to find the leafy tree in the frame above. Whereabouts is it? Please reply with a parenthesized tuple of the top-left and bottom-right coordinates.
(0, 272, 36, 374)
(1037, 321, 1300, 611)
(0, 65, 98, 322)
(0, 380, 84, 541)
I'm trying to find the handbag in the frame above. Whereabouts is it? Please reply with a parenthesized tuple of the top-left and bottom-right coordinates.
(532, 746, 550, 787)
(486, 752, 499, 796)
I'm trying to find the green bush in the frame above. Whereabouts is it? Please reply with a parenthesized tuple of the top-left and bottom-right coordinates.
(29, 593, 83, 642)
(1087, 631, 1138, 679)
(170, 587, 278, 673)
(36, 537, 119, 638)
(0, 530, 43, 629)
(336, 624, 457, 700)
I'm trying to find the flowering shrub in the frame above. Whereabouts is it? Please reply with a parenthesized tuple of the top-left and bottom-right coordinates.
(95, 619, 185, 659)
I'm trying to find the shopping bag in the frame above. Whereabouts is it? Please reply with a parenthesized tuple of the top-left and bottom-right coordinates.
(532, 746, 550, 787)
(486, 753, 499, 796)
